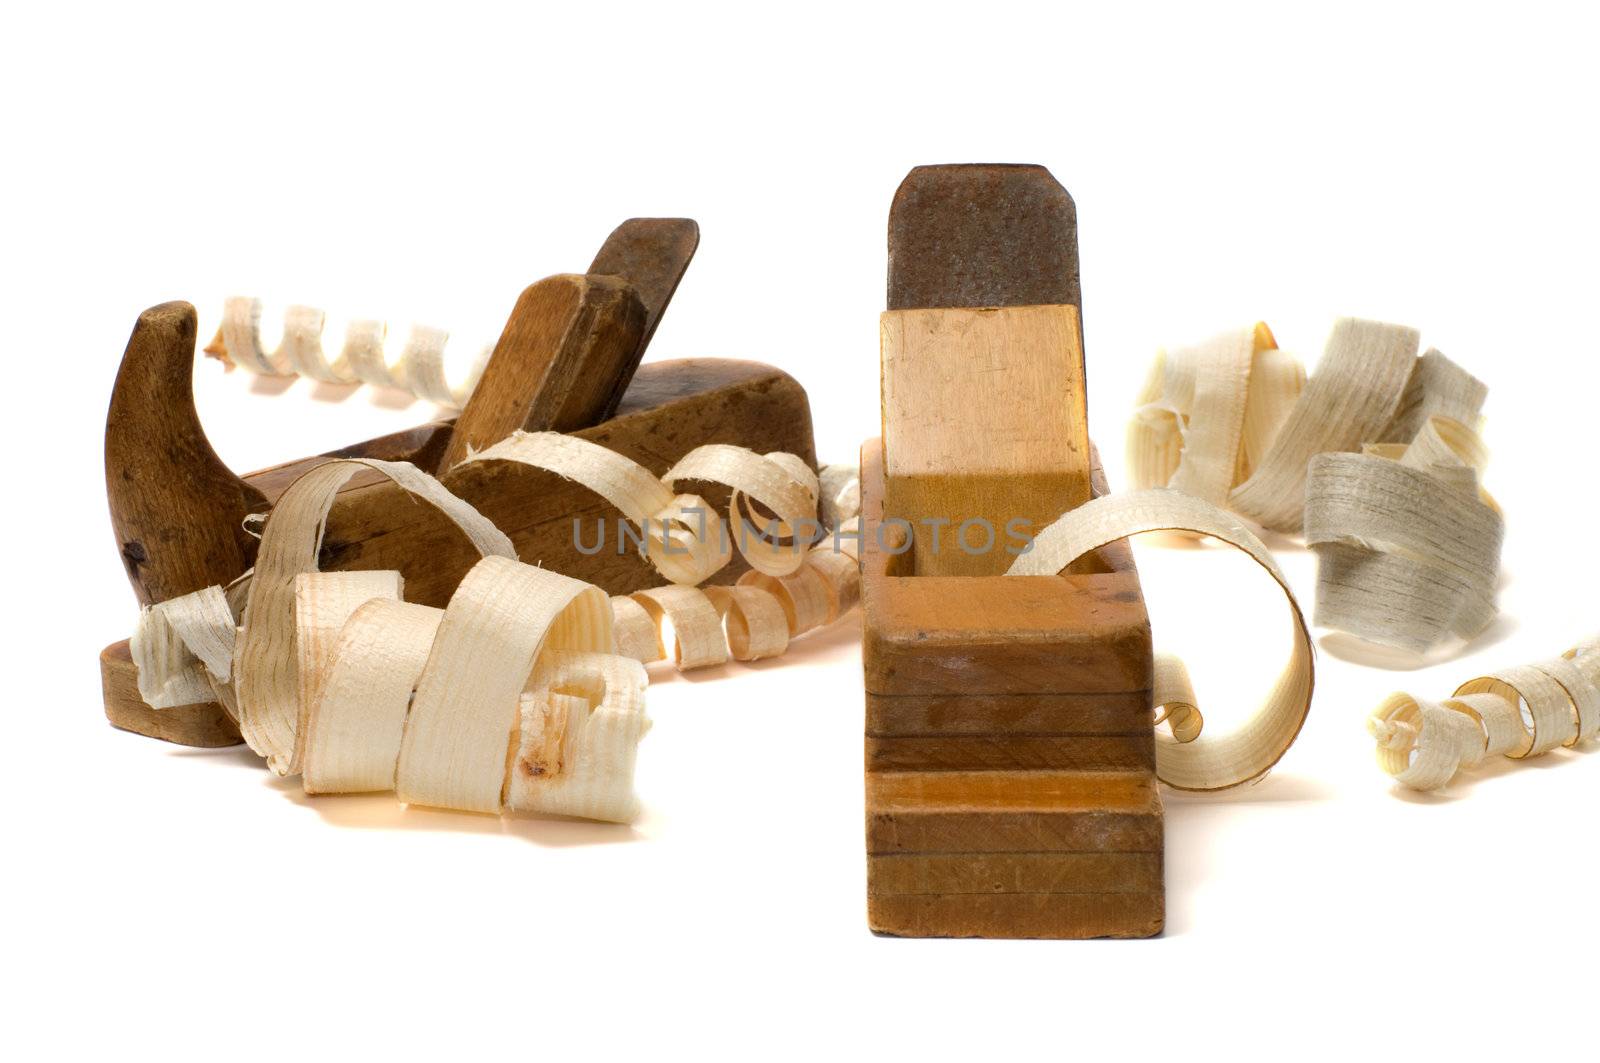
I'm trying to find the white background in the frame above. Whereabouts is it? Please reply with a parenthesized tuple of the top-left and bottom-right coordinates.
(4, 2, 1598, 1058)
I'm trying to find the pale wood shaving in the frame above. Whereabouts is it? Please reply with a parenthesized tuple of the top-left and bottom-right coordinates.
(396, 556, 613, 813)
(1008, 488, 1313, 792)
(301, 599, 442, 794)
(461, 432, 861, 669)
(234, 457, 513, 775)
(1369, 637, 1600, 790)
(1129, 317, 1499, 655)
(130, 585, 238, 709)
(1229, 318, 1420, 532)
(127, 459, 649, 823)
(1304, 442, 1503, 652)
(127, 440, 863, 822)
(214, 297, 491, 407)
(507, 651, 651, 822)
(292, 570, 404, 769)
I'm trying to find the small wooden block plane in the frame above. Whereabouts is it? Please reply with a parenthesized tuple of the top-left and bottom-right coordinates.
(101, 218, 816, 747)
(863, 165, 1160, 939)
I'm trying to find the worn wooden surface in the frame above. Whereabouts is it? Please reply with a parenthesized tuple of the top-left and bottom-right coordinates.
(880, 304, 1091, 576)
(862, 435, 1158, 938)
(868, 850, 1163, 895)
(439, 274, 646, 468)
(865, 163, 1157, 939)
(867, 892, 1163, 940)
(866, 734, 1154, 774)
(866, 769, 1162, 852)
(106, 303, 271, 606)
(103, 356, 816, 747)
(864, 768, 1164, 938)
(861, 438, 1151, 699)
(866, 690, 1152, 737)
(886, 163, 1081, 313)
(586, 218, 699, 363)
(100, 642, 239, 748)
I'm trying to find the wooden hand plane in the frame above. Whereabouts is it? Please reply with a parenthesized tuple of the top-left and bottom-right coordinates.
(101, 218, 816, 747)
(862, 165, 1160, 939)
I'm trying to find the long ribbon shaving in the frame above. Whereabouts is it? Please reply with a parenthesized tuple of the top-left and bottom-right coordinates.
(1008, 489, 1314, 792)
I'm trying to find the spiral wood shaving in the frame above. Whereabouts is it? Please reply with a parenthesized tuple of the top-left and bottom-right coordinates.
(209, 297, 492, 407)
(1369, 637, 1600, 791)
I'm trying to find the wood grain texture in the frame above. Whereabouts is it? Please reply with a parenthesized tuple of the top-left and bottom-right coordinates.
(869, 851, 1162, 896)
(868, 891, 1163, 940)
(439, 274, 646, 469)
(587, 218, 699, 363)
(865, 770, 1163, 855)
(105, 302, 270, 606)
(100, 641, 241, 747)
(866, 690, 1151, 737)
(866, 734, 1154, 774)
(860, 439, 1151, 698)
(887, 163, 1081, 313)
(881, 305, 1091, 577)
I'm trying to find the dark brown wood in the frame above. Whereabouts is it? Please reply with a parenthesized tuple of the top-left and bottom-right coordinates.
(106, 303, 270, 606)
(868, 892, 1163, 940)
(587, 218, 699, 377)
(865, 734, 1154, 774)
(439, 274, 646, 470)
(869, 851, 1163, 896)
(887, 163, 1081, 312)
(100, 642, 240, 747)
(866, 690, 1151, 737)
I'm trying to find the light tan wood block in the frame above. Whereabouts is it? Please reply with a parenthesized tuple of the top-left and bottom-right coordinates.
(880, 304, 1091, 577)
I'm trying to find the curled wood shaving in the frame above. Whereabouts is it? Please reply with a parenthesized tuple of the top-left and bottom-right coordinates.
(460, 431, 861, 669)
(130, 445, 861, 818)
(132, 459, 648, 822)
(1369, 637, 1600, 791)
(1009, 489, 1313, 792)
(1128, 316, 1500, 655)
(211, 297, 492, 407)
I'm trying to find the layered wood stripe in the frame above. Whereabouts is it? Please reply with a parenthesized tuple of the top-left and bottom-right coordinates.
(869, 851, 1161, 896)
(869, 891, 1163, 940)
(866, 770, 1163, 855)
(866, 734, 1153, 773)
(866, 690, 1151, 737)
